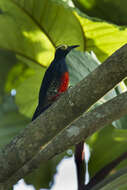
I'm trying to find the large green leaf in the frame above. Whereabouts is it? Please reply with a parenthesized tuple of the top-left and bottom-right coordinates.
(72, 0, 127, 25)
(0, 0, 54, 67)
(0, 0, 84, 67)
(13, 0, 84, 49)
(75, 13, 127, 62)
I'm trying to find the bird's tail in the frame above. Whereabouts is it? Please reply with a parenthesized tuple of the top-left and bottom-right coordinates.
(32, 104, 51, 121)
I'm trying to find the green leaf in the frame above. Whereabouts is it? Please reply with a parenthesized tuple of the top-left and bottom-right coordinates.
(113, 116, 127, 130)
(0, 49, 17, 98)
(13, 0, 84, 49)
(16, 69, 45, 118)
(0, 96, 29, 148)
(98, 170, 127, 190)
(87, 125, 127, 178)
(0, 0, 54, 67)
(112, 83, 127, 130)
(72, 0, 127, 25)
(75, 13, 127, 62)
(67, 50, 98, 86)
(5, 61, 35, 93)
(0, 0, 84, 68)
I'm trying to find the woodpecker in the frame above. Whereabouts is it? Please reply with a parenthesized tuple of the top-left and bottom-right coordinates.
(32, 44, 84, 190)
(32, 44, 78, 121)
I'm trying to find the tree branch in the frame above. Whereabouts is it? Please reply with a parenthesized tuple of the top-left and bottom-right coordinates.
(0, 44, 127, 188)
(2, 90, 127, 189)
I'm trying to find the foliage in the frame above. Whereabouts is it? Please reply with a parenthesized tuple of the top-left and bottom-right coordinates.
(0, 0, 127, 189)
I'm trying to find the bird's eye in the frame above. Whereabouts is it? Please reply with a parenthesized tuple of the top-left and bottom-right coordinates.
(56, 44, 68, 50)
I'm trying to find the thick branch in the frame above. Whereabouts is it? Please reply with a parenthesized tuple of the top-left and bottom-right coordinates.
(2, 91, 127, 189)
(36, 91, 127, 159)
(0, 44, 127, 187)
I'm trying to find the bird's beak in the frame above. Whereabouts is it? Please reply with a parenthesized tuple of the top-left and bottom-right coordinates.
(67, 45, 79, 52)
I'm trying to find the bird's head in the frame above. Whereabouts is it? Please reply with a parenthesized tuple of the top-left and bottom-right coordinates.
(55, 44, 79, 59)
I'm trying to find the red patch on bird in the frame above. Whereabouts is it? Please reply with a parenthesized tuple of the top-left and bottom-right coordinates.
(58, 71, 69, 93)
(50, 72, 69, 101)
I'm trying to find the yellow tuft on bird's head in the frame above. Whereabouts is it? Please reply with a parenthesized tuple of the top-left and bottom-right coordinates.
(56, 44, 68, 51)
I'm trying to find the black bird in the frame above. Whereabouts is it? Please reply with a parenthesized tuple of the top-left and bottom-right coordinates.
(32, 44, 78, 120)
(32, 44, 84, 190)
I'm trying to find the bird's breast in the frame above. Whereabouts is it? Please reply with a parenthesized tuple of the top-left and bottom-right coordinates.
(58, 71, 69, 93)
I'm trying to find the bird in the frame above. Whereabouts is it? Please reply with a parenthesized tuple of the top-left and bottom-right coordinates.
(32, 44, 79, 121)
(32, 44, 85, 190)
